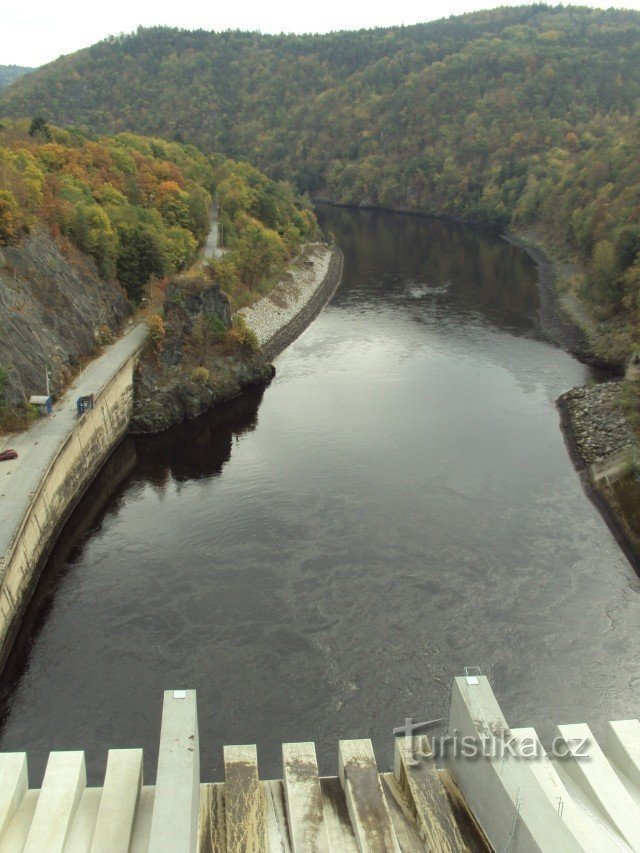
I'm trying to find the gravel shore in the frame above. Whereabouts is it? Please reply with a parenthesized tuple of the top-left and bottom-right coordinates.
(560, 381, 636, 466)
(239, 243, 343, 358)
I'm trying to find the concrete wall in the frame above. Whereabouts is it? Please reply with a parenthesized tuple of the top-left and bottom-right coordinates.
(446, 676, 582, 852)
(0, 350, 139, 668)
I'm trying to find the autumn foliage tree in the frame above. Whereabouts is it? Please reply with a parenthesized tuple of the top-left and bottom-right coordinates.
(0, 120, 215, 301)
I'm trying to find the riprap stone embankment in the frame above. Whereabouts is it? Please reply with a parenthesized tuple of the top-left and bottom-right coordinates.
(559, 382, 637, 466)
(239, 243, 343, 359)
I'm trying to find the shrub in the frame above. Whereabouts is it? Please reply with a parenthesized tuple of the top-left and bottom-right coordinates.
(148, 314, 166, 350)
(226, 315, 258, 352)
(0, 190, 21, 242)
(95, 324, 114, 346)
(205, 313, 227, 342)
(191, 366, 209, 383)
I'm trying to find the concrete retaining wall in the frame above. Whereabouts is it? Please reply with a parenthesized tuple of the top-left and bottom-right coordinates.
(0, 350, 139, 669)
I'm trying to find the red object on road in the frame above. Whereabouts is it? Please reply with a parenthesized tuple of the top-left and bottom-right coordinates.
(0, 449, 18, 461)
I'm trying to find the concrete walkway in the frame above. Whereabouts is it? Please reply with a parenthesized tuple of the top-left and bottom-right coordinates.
(0, 323, 147, 563)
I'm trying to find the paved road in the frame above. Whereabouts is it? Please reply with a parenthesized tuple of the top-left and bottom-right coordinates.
(202, 202, 225, 259)
(0, 323, 148, 562)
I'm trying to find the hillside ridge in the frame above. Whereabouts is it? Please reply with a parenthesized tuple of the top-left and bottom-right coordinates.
(1, 5, 640, 358)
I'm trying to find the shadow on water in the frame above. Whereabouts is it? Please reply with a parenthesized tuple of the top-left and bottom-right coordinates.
(0, 386, 265, 783)
(133, 384, 266, 484)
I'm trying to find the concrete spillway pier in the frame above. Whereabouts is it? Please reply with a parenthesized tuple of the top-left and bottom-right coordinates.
(3, 675, 640, 850)
(0, 688, 471, 852)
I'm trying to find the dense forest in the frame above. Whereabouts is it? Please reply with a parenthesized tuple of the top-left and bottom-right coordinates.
(0, 119, 315, 304)
(0, 67, 33, 90)
(1, 5, 640, 353)
(0, 119, 215, 302)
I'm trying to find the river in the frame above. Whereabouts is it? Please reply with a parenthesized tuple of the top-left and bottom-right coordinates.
(1, 206, 639, 786)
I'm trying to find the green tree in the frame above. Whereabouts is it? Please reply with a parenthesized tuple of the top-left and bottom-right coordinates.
(116, 220, 167, 302)
(28, 115, 51, 141)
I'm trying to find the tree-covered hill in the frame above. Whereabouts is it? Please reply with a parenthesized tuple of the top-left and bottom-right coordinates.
(0, 120, 316, 304)
(0, 119, 316, 428)
(0, 67, 33, 90)
(1, 5, 640, 351)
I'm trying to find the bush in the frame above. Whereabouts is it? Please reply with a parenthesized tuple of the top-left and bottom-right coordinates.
(205, 313, 227, 342)
(191, 366, 209, 383)
(0, 190, 21, 241)
(95, 324, 114, 346)
(226, 315, 258, 352)
(148, 314, 166, 350)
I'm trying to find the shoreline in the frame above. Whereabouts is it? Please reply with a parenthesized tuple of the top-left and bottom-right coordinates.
(557, 393, 640, 575)
(130, 243, 343, 434)
(239, 243, 343, 360)
(501, 232, 599, 367)
(365, 192, 640, 576)
(507, 229, 640, 575)
(319, 201, 640, 577)
(0, 325, 147, 671)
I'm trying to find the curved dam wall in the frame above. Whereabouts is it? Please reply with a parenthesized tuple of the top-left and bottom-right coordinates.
(0, 344, 142, 669)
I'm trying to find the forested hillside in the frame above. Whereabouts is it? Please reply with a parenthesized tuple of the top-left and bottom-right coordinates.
(0, 119, 316, 428)
(0, 119, 216, 302)
(0, 119, 315, 303)
(0, 67, 33, 90)
(1, 5, 640, 353)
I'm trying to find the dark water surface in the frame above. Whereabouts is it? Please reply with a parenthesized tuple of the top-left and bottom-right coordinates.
(2, 207, 639, 786)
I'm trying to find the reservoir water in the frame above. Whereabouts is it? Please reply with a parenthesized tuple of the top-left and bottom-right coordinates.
(1, 206, 639, 785)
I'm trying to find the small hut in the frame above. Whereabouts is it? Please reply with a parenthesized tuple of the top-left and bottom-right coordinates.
(76, 394, 95, 417)
(29, 395, 53, 416)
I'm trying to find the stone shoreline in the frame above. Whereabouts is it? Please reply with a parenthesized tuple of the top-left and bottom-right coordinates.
(557, 392, 640, 575)
(558, 382, 636, 466)
(239, 243, 343, 359)
(509, 230, 640, 574)
(502, 231, 600, 365)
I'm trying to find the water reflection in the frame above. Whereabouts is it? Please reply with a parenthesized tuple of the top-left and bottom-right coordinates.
(134, 385, 266, 486)
(319, 207, 539, 331)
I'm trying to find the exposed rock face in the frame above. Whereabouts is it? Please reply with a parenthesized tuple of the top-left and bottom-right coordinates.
(131, 273, 273, 433)
(0, 230, 130, 406)
(161, 278, 231, 367)
(560, 381, 637, 465)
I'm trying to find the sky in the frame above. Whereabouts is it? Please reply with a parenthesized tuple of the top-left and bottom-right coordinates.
(4, 0, 640, 67)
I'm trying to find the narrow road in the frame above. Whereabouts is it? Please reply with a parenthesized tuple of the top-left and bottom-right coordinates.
(202, 201, 225, 259)
(0, 323, 148, 563)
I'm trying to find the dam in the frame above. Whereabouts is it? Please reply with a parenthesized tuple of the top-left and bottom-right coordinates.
(3, 674, 640, 850)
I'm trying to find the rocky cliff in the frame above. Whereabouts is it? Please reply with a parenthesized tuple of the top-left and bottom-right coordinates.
(131, 270, 273, 433)
(0, 229, 130, 412)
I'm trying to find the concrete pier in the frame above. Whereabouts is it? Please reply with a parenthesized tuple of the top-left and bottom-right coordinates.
(3, 675, 640, 849)
(0, 685, 481, 852)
